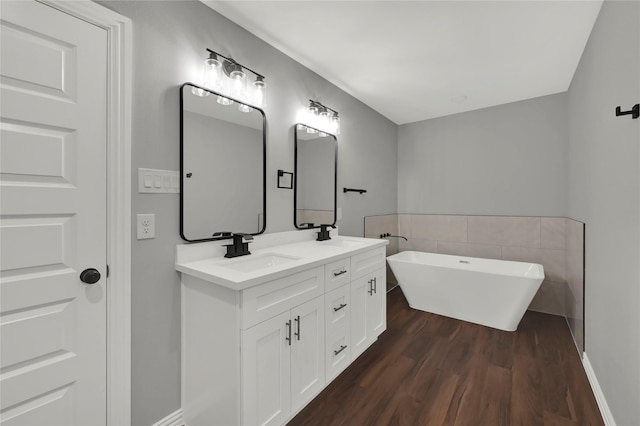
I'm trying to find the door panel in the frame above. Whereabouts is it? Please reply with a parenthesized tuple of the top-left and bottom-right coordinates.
(0, 215, 75, 271)
(242, 312, 291, 426)
(0, 122, 77, 182)
(0, 18, 77, 100)
(1, 300, 73, 368)
(0, 1, 107, 425)
(290, 296, 325, 413)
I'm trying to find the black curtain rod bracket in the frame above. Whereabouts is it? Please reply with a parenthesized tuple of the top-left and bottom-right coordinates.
(615, 104, 639, 119)
(343, 187, 367, 194)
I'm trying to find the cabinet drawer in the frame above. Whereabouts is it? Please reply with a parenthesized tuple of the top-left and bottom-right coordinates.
(241, 267, 325, 329)
(326, 327, 350, 383)
(324, 258, 351, 292)
(325, 285, 350, 333)
(351, 247, 386, 280)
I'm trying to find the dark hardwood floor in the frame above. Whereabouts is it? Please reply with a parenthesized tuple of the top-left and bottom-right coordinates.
(289, 287, 603, 426)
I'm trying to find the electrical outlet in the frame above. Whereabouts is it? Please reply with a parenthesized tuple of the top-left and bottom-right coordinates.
(137, 214, 155, 239)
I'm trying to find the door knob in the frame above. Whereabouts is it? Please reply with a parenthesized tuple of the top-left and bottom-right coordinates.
(80, 268, 101, 284)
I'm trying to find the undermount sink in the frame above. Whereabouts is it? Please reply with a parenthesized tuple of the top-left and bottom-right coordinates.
(220, 253, 301, 272)
(318, 238, 367, 248)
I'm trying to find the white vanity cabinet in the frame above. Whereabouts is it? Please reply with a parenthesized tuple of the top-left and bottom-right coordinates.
(241, 295, 324, 426)
(178, 236, 387, 426)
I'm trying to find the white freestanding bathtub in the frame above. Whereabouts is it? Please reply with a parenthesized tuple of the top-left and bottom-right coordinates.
(387, 251, 545, 331)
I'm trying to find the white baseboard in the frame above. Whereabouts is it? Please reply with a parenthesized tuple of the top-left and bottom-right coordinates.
(583, 353, 616, 426)
(152, 409, 184, 426)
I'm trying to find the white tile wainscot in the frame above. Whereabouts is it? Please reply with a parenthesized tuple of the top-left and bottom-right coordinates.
(176, 230, 388, 426)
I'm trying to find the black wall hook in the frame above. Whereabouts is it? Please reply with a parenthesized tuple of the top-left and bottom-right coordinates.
(615, 104, 639, 119)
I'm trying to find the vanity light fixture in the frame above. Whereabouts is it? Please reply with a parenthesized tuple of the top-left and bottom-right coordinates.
(195, 49, 267, 112)
(299, 100, 340, 135)
(204, 51, 223, 91)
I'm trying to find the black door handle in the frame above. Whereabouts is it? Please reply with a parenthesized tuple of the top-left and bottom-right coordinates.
(80, 268, 101, 284)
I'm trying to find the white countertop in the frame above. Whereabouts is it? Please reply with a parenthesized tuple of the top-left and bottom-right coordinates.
(176, 233, 388, 290)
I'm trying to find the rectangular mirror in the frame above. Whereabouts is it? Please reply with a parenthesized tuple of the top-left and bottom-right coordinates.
(294, 124, 337, 229)
(180, 83, 266, 242)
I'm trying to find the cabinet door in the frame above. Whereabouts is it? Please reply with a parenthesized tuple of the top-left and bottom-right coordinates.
(351, 269, 387, 361)
(368, 269, 387, 338)
(350, 274, 372, 360)
(290, 296, 325, 414)
(242, 311, 291, 426)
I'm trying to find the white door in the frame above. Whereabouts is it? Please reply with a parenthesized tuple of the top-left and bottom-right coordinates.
(0, 1, 108, 425)
(242, 311, 291, 426)
(290, 296, 325, 413)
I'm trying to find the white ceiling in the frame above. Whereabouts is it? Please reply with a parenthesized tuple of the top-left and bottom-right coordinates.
(203, 1, 603, 125)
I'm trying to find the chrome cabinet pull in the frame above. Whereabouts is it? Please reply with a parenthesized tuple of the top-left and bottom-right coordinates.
(294, 315, 300, 340)
(333, 303, 347, 312)
(368, 279, 374, 295)
(334, 345, 348, 356)
(373, 277, 377, 294)
(286, 320, 292, 345)
(333, 269, 347, 277)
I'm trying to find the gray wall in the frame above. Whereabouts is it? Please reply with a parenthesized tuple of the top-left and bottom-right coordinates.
(98, 1, 397, 424)
(398, 93, 568, 217)
(567, 1, 640, 424)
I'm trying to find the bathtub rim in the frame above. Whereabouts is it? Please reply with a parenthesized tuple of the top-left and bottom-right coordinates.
(386, 250, 545, 280)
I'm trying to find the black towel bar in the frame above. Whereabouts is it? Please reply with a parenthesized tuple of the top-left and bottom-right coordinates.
(615, 104, 639, 119)
(343, 188, 367, 194)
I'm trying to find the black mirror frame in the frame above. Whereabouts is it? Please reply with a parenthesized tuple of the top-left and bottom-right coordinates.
(293, 124, 338, 230)
(179, 82, 267, 243)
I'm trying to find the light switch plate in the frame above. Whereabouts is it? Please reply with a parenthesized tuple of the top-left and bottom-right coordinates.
(138, 168, 179, 193)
